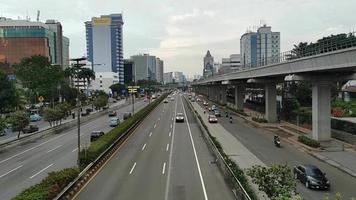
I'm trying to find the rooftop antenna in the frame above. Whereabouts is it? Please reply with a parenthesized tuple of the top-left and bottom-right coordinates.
(36, 10, 40, 22)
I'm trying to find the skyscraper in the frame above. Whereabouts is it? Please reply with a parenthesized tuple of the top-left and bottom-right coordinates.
(45, 20, 63, 66)
(155, 57, 164, 84)
(130, 54, 156, 81)
(85, 14, 124, 83)
(203, 50, 214, 78)
(240, 24, 280, 68)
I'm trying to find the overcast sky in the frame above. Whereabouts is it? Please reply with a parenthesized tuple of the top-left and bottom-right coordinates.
(1, 0, 355, 77)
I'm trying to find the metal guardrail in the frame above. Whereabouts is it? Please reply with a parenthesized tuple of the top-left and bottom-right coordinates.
(54, 95, 167, 200)
(184, 97, 252, 200)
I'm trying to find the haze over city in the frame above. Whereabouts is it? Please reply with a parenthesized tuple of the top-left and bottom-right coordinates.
(1, 0, 355, 76)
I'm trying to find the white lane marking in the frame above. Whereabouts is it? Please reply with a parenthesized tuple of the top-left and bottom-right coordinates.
(182, 96, 208, 200)
(154, 124, 157, 128)
(162, 162, 166, 174)
(129, 162, 137, 174)
(149, 132, 153, 137)
(158, 117, 160, 121)
(142, 143, 147, 151)
(172, 117, 174, 121)
(170, 124, 173, 128)
(46, 145, 62, 153)
(30, 163, 53, 179)
(72, 148, 78, 152)
(0, 165, 23, 178)
(166, 143, 169, 151)
(0, 134, 66, 165)
(164, 98, 178, 200)
(169, 131, 171, 137)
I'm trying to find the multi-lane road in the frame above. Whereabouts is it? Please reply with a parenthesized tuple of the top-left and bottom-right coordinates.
(75, 93, 235, 200)
(0, 99, 147, 200)
(197, 98, 356, 200)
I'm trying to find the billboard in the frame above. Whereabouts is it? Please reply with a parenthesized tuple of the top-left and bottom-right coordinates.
(92, 17, 111, 26)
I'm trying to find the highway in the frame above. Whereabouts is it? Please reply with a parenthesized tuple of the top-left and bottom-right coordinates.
(75, 93, 235, 200)
(0, 99, 147, 200)
(196, 99, 356, 200)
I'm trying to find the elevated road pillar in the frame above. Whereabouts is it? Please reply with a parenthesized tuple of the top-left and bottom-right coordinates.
(234, 84, 245, 110)
(265, 83, 277, 123)
(219, 85, 227, 105)
(312, 81, 331, 141)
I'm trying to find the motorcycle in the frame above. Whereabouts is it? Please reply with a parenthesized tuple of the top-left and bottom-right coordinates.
(229, 116, 233, 123)
(274, 135, 281, 147)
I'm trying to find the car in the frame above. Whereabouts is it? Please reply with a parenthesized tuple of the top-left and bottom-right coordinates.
(123, 112, 132, 120)
(30, 114, 42, 122)
(0, 130, 6, 136)
(203, 101, 209, 106)
(170, 97, 175, 101)
(86, 108, 93, 113)
(90, 131, 105, 142)
(214, 110, 221, 117)
(81, 111, 90, 116)
(293, 164, 330, 190)
(108, 110, 117, 117)
(103, 105, 109, 110)
(175, 113, 185, 122)
(190, 98, 195, 102)
(212, 105, 217, 111)
(109, 117, 120, 127)
(208, 115, 218, 123)
(164, 99, 168, 103)
(23, 124, 39, 134)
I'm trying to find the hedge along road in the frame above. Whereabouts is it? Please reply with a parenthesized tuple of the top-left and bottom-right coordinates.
(74, 93, 234, 200)
(0, 99, 148, 200)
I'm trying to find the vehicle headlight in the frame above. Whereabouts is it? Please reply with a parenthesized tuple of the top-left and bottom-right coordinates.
(326, 180, 330, 184)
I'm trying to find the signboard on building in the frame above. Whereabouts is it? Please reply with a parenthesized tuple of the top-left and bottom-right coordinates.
(92, 17, 111, 25)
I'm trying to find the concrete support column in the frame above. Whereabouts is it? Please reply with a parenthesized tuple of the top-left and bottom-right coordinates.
(213, 85, 219, 102)
(265, 83, 277, 123)
(234, 85, 245, 110)
(220, 85, 227, 105)
(312, 82, 331, 141)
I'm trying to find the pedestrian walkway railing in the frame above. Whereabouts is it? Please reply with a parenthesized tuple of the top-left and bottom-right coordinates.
(184, 97, 252, 200)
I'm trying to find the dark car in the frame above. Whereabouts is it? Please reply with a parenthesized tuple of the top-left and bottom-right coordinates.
(86, 108, 93, 113)
(293, 164, 330, 190)
(123, 112, 132, 120)
(90, 131, 105, 142)
(23, 124, 39, 134)
(108, 110, 117, 117)
(175, 113, 185, 122)
(81, 111, 90, 116)
(214, 110, 221, 117)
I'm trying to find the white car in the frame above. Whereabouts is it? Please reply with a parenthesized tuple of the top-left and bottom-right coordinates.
(175, 113, 184, 122)
(208, 115, 218, 123)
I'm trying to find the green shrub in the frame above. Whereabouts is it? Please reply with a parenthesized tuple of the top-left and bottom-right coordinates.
(298, 135, 320, 148)
(12, 167, 79, 200)
(252, 117, 268, 123)
(79, 93, 168, 168)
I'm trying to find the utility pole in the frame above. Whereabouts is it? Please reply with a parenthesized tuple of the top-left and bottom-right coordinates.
(70, 57, 86, 168)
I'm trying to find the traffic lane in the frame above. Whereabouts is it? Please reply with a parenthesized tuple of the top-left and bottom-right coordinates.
(182, 98, 235, 200)
(0, 100, 147, 200)
(75, 99, 173, 200)
(0, 100, 126, 142)
(215, 112, 356, 200)
(166, 96, 206, 200)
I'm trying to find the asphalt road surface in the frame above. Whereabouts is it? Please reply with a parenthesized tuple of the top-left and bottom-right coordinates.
(0, 99, 147, 200)
(75, 93, 235, 200)
(198, 99, 356, 200)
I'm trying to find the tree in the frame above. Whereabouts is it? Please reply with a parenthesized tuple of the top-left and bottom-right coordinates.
(77, 68, 95, 89)
(247, 164, 296, 200)
(0, 118, 6, 134)
(0, 70, 20, 113)
(93, 95, 108, 110)
(7, 111, 30, 138)
(110, 83, 127, 96)
(14, 55, 64, 103)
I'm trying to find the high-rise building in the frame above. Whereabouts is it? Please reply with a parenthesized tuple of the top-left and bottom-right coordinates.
(203, 50, 214, 78)
(0, 18, 56, 66)
(240, 24, 280, 68)
(173, 71, 186, 83)
(155, 57, 164, 84)
(0, 17, 70, 73)
(124, 59, 135, 84)
(85, 14, 124, 83)
(45, 20, 63, 66)
(130, 54, 156, 81)
(220, 54, 242, 74)
(62, 36, 70, 68)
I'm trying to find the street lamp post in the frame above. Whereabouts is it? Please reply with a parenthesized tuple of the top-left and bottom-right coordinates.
(70, 57, 87, 168)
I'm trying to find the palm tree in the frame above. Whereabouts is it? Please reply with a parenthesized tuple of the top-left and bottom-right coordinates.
(77, 68, 95, 93)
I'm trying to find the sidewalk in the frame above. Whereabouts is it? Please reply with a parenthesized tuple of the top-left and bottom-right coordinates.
(191, 101, 269, 199)
(0, 99, 126, 145)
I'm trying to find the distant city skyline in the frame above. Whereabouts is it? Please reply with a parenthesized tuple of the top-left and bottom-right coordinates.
(1, 0, 355, 76)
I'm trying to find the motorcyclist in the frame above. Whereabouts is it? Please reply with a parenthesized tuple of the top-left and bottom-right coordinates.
(229, 116, 233, 123)
(274, 135, 280, 146)
(225, 111, 229, 117)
